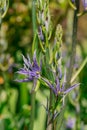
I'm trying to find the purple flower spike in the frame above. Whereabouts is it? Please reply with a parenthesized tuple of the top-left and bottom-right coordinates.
(15, 51, 41, 82)
(42, 68, 80, 97)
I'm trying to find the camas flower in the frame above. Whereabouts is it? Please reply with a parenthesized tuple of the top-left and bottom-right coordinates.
(42, 69, 80, 96)
(15, 52, 41, 82)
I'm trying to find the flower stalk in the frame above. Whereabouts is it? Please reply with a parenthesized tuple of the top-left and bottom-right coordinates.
(46, 90, 54, 130)
(32, 0, 38, 53)
(30, 80, 36, 130)
(30, 0, 37, 129)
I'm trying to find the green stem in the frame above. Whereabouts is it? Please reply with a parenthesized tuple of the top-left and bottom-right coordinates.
(30, 0, 37, 129)
(66, 0, 80, 88)
(32, 0, 38, 53)
(47, 90, 54, 130)
(32, 0, 37, 34)
(30, 91, 36, 130)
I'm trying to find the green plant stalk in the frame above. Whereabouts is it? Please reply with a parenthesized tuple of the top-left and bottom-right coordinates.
(66, 0, 79, 88)
(30, 91, 36, 130)
(32, 0, 38, 54)
(30, 0, 37, 130)
(32, 0, 37, 35)
(56, 106, 65, 129)
(47, 90, 54, 130)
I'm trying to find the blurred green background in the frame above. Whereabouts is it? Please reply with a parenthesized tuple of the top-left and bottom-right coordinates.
(0, 0, 87, 130)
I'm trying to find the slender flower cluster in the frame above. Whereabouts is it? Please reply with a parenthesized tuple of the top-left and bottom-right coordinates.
(15, 52, 41, 82)
(42, 69, 80, 97)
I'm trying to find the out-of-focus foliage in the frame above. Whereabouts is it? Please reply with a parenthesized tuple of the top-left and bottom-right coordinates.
(0, 0, 87, 130)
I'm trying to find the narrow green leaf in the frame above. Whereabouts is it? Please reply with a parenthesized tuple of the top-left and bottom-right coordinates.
(71, 57, 87, 83)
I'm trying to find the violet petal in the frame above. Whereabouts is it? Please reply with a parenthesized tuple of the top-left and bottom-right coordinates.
(64, 83, 80, 94)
